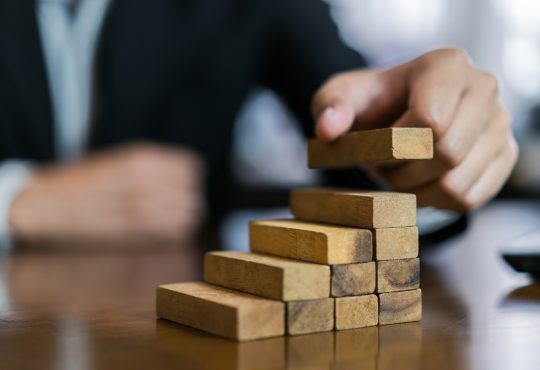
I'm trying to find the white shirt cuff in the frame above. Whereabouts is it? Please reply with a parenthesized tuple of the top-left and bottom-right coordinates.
(0, 161, 32, 251)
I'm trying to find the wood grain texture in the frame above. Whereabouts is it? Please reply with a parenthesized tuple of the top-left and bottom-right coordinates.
(204, 251, 330, 301)
(376, 258, 420, 293)
(335, 295, 378, 330)
(308, 128, 433, 168)
(374, 227, 419, 261)
(156, 282, 284, 341)
(378, 289, 422, 325)
(290, 188, 416, 228)
(332, 262, 376, 297)
(287, 298, 334, 335)
(249, 219, 372, 265)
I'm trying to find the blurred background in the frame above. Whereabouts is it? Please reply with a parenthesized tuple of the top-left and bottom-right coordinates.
(224, 0, 540, 249)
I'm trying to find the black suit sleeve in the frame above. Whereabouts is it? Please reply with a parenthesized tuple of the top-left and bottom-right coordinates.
(260, 0, 367, 136)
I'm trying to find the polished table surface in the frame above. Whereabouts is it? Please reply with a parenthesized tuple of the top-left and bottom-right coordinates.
(2, 200, 540, 370)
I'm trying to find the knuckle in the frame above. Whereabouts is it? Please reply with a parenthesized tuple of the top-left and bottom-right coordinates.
(481, 71, 500, 96)
(442, 48, 470, 66)
(436, 139, 463, 168)
(419, 48, 469, 68)
(458, 195, 477, 213)
(408, 105, 447, 137)
(509, 136, 520, 162)
(437, 175, 474, 212)
(439, 174, 464, 201)
(498, 108, 512, 129)
(124, 147, 161, 177)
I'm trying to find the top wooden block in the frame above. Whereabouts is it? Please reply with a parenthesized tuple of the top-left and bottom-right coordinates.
(308, 128, 433, 168)
(290, 188, 416, 228)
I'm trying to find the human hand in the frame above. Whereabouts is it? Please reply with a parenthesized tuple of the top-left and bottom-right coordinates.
(312, 48, 518, 212)
(9, 143, 206, 248)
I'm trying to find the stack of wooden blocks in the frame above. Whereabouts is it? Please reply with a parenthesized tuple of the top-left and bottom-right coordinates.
(157, 128, 433, 341)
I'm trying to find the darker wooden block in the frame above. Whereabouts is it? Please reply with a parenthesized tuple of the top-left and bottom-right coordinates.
(378, 289, 422, 325)
(287, 298, 334, 335)
(332, 262, 376, 297)
(376, 258, 420, 293)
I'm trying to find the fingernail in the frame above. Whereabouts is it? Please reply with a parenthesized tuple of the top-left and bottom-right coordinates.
(322, 107, 337, 124)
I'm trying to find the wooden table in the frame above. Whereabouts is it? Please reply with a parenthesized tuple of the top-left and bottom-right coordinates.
(2, 200, 540, 370)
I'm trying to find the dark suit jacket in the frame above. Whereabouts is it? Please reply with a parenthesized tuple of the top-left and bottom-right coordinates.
(0, 0, 365, 216)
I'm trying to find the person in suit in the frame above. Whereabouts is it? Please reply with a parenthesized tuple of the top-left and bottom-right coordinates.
(0, 0, 518, 248)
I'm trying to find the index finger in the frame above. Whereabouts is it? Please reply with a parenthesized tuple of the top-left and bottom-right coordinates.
(392, 49, 471, 140)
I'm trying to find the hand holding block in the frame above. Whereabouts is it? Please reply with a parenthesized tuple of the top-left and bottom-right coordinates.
(374, 227, 419, 260)
(376, 258, 420, 293)
(250, 219, 372, 265)
(156, 282, 284, 341)
(379, 289, 422, 325)
(204, 252, 330, 301)
(332, 262, 376, 297)
(287, 298, 334, 335)
(290, 188, 416, 228)
(335, 295, 378, 329)
(308, 128, 433, 168)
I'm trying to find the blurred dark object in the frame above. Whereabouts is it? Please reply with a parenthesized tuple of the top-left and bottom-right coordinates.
(501, 227, 540, 279)
(419, 214, 468, 250)
(503, 252, 540, 279)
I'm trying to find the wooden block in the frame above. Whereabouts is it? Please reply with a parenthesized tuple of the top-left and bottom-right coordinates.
(335, 295, 378, 330)
(379, 289, 422, 325)
(376, 258, 420, 293)
(156, 282, 284, 341)
(204, 251, 330, 301)
(308, 128, 433, 168)
(249, 219, 372, 265)
(374, 226, 418, 260)
(287, 298, 334, 335)
(290, 188, 416, 228)
(332, 262, 376, 297)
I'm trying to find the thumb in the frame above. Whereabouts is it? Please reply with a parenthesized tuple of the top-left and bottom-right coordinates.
(312, 67, 409, 142)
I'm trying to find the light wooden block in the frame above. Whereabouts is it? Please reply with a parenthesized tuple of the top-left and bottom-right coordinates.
(374, 227, 419, 260)
(376, 258, 420, 293)
(308, 128, 433, 168)
(204, 251, 330, 301)
(332, 262, 376, 297)
(335, 295, 378, 330)
(287, 298, 334, 335)
(290, 188, 416, 228)
(156, 282, 284, 341)
(250, 219, 372, 265)
(379, 289, 422, 325)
